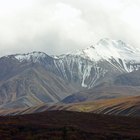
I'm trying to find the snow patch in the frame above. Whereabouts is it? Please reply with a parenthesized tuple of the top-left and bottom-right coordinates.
(14, 52, 47, 62)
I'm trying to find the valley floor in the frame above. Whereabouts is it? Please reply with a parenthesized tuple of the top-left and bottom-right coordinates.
(0, 111, 140, 139)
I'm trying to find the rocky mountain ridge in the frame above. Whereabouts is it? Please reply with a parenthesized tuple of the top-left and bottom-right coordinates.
(0, 38, 140, 109)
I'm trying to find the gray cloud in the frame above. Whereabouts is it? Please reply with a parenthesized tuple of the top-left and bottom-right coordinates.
(0, 0, 140, 56)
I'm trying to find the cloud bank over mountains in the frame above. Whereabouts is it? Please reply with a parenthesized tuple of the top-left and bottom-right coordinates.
(0, 0, 140, 56)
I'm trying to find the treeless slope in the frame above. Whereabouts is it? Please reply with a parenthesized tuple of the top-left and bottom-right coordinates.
(1, 96, 140, 117)
(0, 64, 76, 109)
(1, 111, 140, 139)
(62, 85, 140, 103)
(59, 96, 140, 116)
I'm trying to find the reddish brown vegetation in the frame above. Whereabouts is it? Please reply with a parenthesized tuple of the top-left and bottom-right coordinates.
(0, 111, 140, 139)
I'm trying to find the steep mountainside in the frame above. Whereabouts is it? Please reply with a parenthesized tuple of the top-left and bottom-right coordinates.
(0, 38, 140, 108)
(0, 58, 76, 108)
(8, 38, 140, 89)
(53, 39, 140, 88)
(62, 85, 140, 103)
(114, 70, 140, 86)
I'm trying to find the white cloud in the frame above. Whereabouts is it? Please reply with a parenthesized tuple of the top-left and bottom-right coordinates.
(0, 0, 140, 56)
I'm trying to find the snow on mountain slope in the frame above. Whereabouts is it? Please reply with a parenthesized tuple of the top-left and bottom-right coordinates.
(75, 38, 140, 62)
(68, 38, 140, 72)
(5, 38, 140, 89)
(14, 51, 50, 63)
(51, 38, 140, 88)
(1, 38, 140, 109)
(53, 55, 108, 88)
(11, 38, 140, 68)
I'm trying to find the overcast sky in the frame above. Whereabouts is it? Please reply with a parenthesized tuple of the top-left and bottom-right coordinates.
(0, 0, 140, 56)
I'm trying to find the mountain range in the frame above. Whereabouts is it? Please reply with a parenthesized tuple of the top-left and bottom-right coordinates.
(0, 38, 140, 115)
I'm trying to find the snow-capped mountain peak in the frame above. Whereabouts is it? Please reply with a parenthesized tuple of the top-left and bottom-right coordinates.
(6, 38, 140, 66)
(71, 38, 140, 63)
(14, 51, 48, 62)
(1, 38, 140, 90)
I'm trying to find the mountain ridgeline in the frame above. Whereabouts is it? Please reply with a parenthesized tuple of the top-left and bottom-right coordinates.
(0, 38, 140, 109)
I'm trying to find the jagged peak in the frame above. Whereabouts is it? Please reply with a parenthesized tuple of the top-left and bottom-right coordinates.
(73, 38, 140, 62)
(6, 51, 51, 62)
(4, 38, 140, 63)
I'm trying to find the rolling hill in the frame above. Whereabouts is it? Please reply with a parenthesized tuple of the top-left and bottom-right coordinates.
(1, 111, 140, 139)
